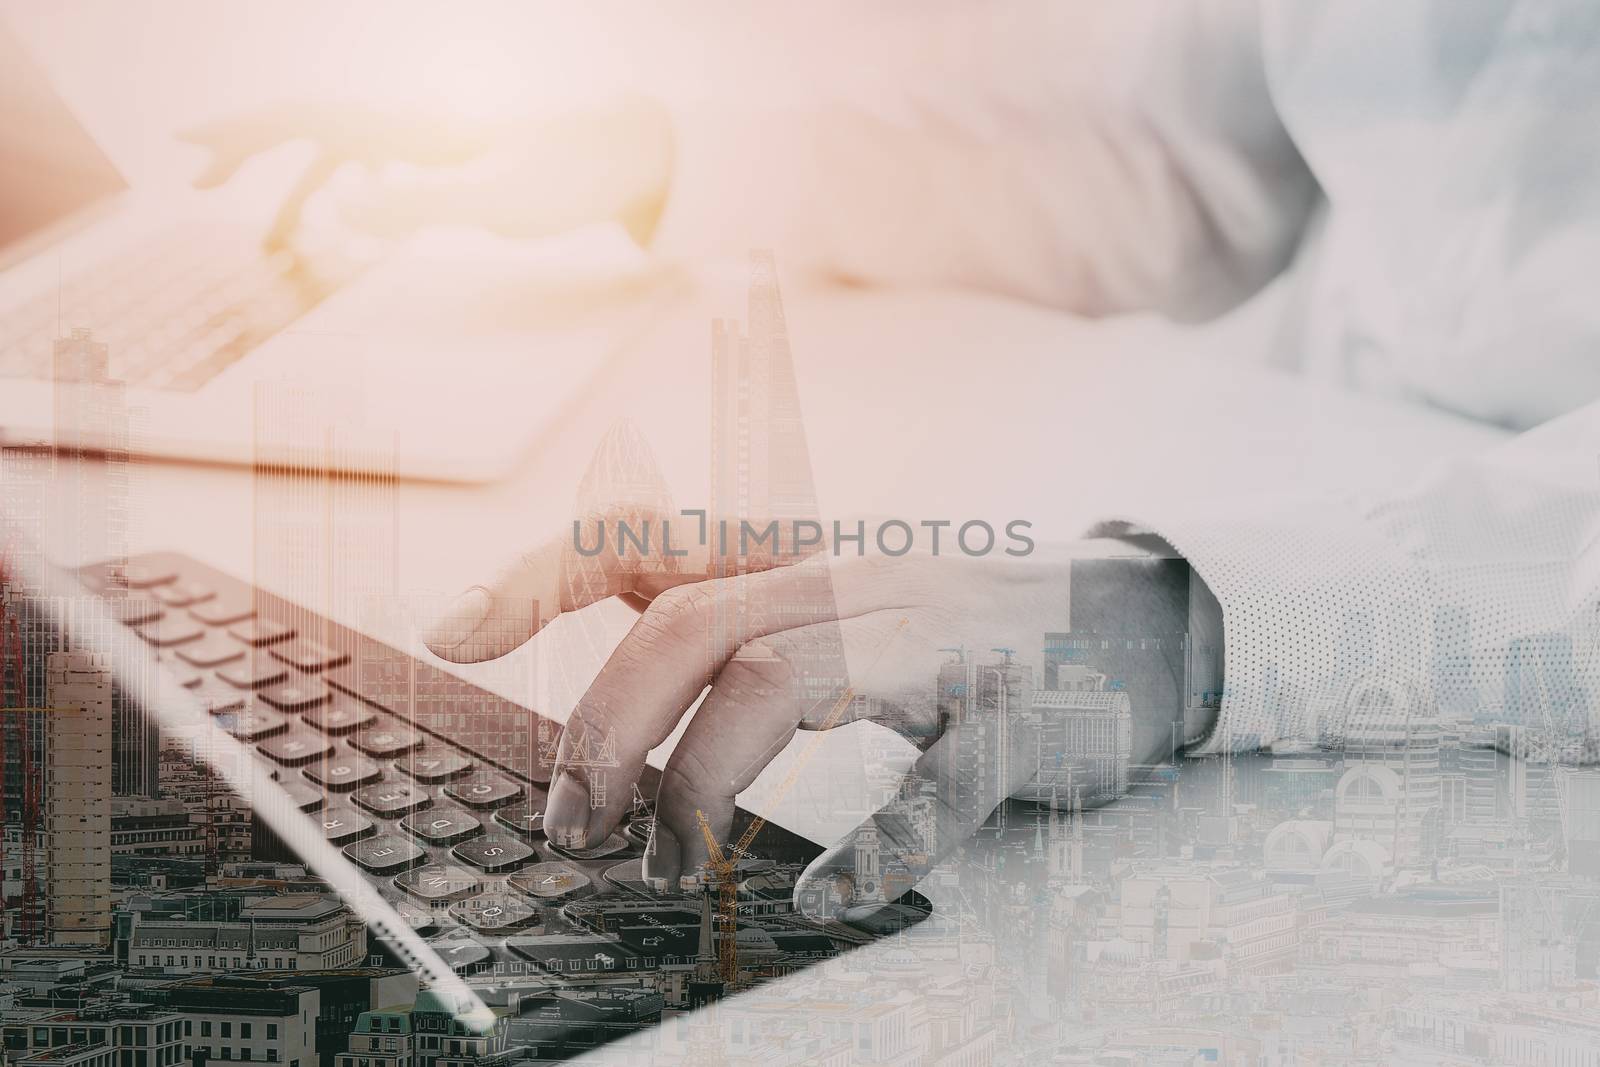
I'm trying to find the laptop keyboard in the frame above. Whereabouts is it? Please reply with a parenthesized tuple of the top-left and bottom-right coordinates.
(85, 551, 918, 1014)
(0, 224, 367, 391)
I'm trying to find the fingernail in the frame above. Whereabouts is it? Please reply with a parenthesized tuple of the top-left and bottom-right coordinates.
(545, 773, 590, 849)
(643, 822, 681, 890)
(422, 587, 491, 653)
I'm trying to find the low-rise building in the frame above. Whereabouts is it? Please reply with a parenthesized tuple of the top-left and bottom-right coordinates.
(334, 1010, 413, 1067)
(110, 799, 204, 861)
(410, 990, 502, 1067)
(0, 1004, 188, 1067)
(138, 981, 319, 1067)
(126, 894, 366, 975)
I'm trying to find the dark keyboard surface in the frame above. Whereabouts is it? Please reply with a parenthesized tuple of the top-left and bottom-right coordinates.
(89, 551, 929, 1037)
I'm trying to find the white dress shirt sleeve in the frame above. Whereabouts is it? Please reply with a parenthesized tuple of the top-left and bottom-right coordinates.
(1093, 399, 1600, 759)
(649, 0, 1318, 322)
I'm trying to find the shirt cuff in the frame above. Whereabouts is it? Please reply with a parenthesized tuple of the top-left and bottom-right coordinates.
(1087, 492, 1432, 758)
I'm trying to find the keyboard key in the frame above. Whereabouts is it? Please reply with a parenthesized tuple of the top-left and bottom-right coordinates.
(402, 808, 482, 846)
(191, 597, 255, 626)
(229, 618, 294, 645)
(350, 726, 421, 758)
(277, 777, 326, 813)
(493, 802, 546, 840)
(547, 831, 631, 861)
(394, 864, 480, 904)
(217, 656, 288, 689)
(450, 894, 538, 934)
(303, 698, 376, 735)
(83, 559, 173, 590)
(444, 777, 524, 810)
(161, 661, 205, 689)
(257, 677, 332, 711)
(452, 834, 534, 873)
(106, 598, 163, 625)
(194, 687, 247, 714)
(256, 731, 334, 765)
(324, 663, 371, 699)
(175, 635, 246, 668)
(153, 581, 214, 607)
(215, 706, 288, 741)
(344, 834, 424, 873)
(137, 617, 204, 647)
(395, 901, 440, 936)
(432, 937, 491, 974)
(271, 639, 349, 671)
(303, 754, 382, 791)
(352, 781, 431, 818)
(508, 862, 591, 900)
(319, 807, 375, 844)
(395, 749, 473, 784)
(124, 562, 178, 588)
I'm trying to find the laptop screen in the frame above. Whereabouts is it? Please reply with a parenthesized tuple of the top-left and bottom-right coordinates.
(0, 20, 127, 250)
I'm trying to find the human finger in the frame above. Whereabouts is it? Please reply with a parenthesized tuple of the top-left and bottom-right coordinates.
(643, 609, 932, 890)
(543, 553, 920, 849)
(794, 706, 1042, 922)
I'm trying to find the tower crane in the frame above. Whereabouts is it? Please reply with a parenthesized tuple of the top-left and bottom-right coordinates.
(694, 617, 909, 986)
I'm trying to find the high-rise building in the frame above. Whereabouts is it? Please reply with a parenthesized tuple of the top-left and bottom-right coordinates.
(705, 252, 845, 800)
(708, 251, 820, 563)
(44, 649, 113, 947)
(935, 649, 1033, 832)
(1557, 767, 1600, 879)
(1029, 682, 1133, 802)
(1043, 556, 1198, 763)
(1432, 603, 1481, 723)
(1340, 672, 1442, 866)
(48, 328, 159, 799)
(1505, 631, 1589, 758)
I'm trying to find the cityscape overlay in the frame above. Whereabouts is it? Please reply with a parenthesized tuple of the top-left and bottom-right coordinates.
(1, 255, 1599, 1066)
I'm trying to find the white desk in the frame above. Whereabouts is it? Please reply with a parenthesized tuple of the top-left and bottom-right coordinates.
(50, 271, 1506, 1063)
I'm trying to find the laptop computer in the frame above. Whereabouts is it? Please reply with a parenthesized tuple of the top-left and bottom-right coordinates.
(1, 534, 932, 1052)
(0, 17, 674, 483)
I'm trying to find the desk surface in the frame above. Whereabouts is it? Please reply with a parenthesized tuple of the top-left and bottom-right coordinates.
(36, 269, 1512, 1064)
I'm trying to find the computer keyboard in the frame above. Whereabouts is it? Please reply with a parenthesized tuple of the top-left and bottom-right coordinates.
(84, 551, 928, 1005)
(0, 224, 368, 391)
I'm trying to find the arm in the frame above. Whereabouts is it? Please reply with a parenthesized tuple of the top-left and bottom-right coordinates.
(185, 2, 1316, 321)
(1096, 399, 1600, 760)
(651, 0, 1320, 320)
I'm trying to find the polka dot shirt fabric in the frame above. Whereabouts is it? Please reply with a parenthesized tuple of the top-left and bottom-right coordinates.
(1091, 402, 1600, 761)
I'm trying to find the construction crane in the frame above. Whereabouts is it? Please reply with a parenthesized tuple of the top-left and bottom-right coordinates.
(694, 616, 910, 986)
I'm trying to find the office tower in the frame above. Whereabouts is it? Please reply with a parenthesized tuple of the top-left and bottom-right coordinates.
(1432, 603, 1481, 723)
(1029, 679, 1133, 802)
(1044, 556, 1192, 763)
(251, 381, 399, 641)
(1340, 672, 1442, 866)
(1462, 724, 1515, 823)
(1504, 631, 1588, 758)
(51, 329, 126, 567)
(1258, 746, 1341, 819)
(44, 649, 113, 946)
(935, 649, 1033, 832)
(1556, 767, 1600, 879)
(704, 252, 845, 806)
(708, 251, 820, 567)
(555, 419, 675, 802)
(51, 328, 160, 799)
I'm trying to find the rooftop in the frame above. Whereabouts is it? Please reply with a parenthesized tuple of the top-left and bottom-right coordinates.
(352, 1010, 412, 1036)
